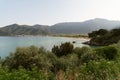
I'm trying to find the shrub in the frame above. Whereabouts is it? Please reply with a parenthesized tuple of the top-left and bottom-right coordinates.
(1, 42, 120, 80)
(2, 46, 52, 71)
(74, 47, 94, 58)
(74, 47, 100, 63)
(0, 66, 55, 80)
(52, 42, 73, 57)
(79, 60, 120, 80)
(95, 46, 118, 60)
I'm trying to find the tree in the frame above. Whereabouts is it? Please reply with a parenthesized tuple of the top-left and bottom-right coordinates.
(97, 29, 108, 36)
(52, 42, 74, 57)
(88, 31, 98, 38)
(88, 29, 108, 38)
(110, 28, 120, 36)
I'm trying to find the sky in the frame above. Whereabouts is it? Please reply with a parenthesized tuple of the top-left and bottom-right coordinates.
(0, 0, 120, 27)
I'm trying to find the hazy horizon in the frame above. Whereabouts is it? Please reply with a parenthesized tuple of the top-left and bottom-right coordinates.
(0, 0, 120, 27)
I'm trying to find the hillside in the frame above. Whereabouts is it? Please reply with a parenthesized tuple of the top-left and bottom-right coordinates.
(1, 18, 120, 36)
(0, 24, 50, 36)
(0, 30, 10, 36)
(50, 18, 120, 34)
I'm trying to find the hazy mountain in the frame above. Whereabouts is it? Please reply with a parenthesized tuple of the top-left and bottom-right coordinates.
(0, 24, 50, 36)
(50, 18, 120, 34)
(0, 18, 120, 36)
(0, 30, 10, 36)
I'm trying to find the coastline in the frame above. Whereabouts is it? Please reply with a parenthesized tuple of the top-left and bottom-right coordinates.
(0, 34, 90, 39)
(49, 34, 89, 39)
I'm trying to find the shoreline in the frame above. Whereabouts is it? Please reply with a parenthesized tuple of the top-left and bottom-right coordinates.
(0, 34, 90, 39)
(49, 34, 90, 39)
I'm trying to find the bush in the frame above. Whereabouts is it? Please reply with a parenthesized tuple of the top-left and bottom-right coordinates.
(79, 60, 120, 80)
(0, 66, 55, 80)
(74, 47, 94, 58)
(2, 46, 53, 71)
(52, 42, 73, 57)
(74, 47, 100, 63)
(1, 42, 120, 79)
(52, 53, 79, 72)
(95, 46, 118, 60)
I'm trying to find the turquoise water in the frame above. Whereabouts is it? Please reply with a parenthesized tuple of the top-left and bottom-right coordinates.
(0, 36, 89, 58)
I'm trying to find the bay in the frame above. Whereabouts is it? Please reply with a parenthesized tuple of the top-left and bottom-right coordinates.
(0, 36, 89, 58)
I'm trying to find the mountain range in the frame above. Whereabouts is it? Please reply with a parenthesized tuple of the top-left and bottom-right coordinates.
(0, 18, 120, 36)
(0, 24, 50, 36)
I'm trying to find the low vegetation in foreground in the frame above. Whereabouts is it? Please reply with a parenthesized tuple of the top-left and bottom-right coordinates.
(0, 42, 120, 80)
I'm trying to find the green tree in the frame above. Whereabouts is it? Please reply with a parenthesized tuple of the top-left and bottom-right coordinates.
(88, 31, 98, 38)
(110, 28, 120, 36)
(52, 42, 73, 57)
(97, 29, 108, 36)
(88, 29, 108, 38)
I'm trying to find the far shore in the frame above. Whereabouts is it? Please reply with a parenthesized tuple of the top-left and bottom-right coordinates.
(0, 34, 89, 38)
(49, 34, 90, 39)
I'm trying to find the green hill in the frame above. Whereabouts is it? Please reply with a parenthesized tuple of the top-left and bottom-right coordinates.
(1, 18, 120, 36)
(0, 24, 50, 36)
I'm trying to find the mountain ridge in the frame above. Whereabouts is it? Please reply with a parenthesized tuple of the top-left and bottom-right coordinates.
(50, 18, 120, 34)
(0, 24, 50, 36)
(1, 18, 120, 35)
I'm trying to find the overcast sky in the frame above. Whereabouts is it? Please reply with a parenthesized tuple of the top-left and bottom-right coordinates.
(0, 0, 120, 27)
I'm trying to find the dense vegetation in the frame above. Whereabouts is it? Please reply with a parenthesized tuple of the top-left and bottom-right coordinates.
(88, 28, 120, 46)
(0, 41, 120, 80)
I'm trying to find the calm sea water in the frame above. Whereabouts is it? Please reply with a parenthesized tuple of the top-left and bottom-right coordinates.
(0, 36, 89, 58)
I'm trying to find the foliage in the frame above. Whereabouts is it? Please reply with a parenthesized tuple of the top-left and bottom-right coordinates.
(79, 60, 120, 80)
(74, 47, 94, 58)
(95, 46, 118, 60)
(52, 42, 73, 57)
(88, 29, 108, 38)
(2, 46, 53, 70)
(74, 47, 100, 63)
(1, 41, 120, 79)
(88, 28, 120, 46)
(0, 66, 55, 80)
